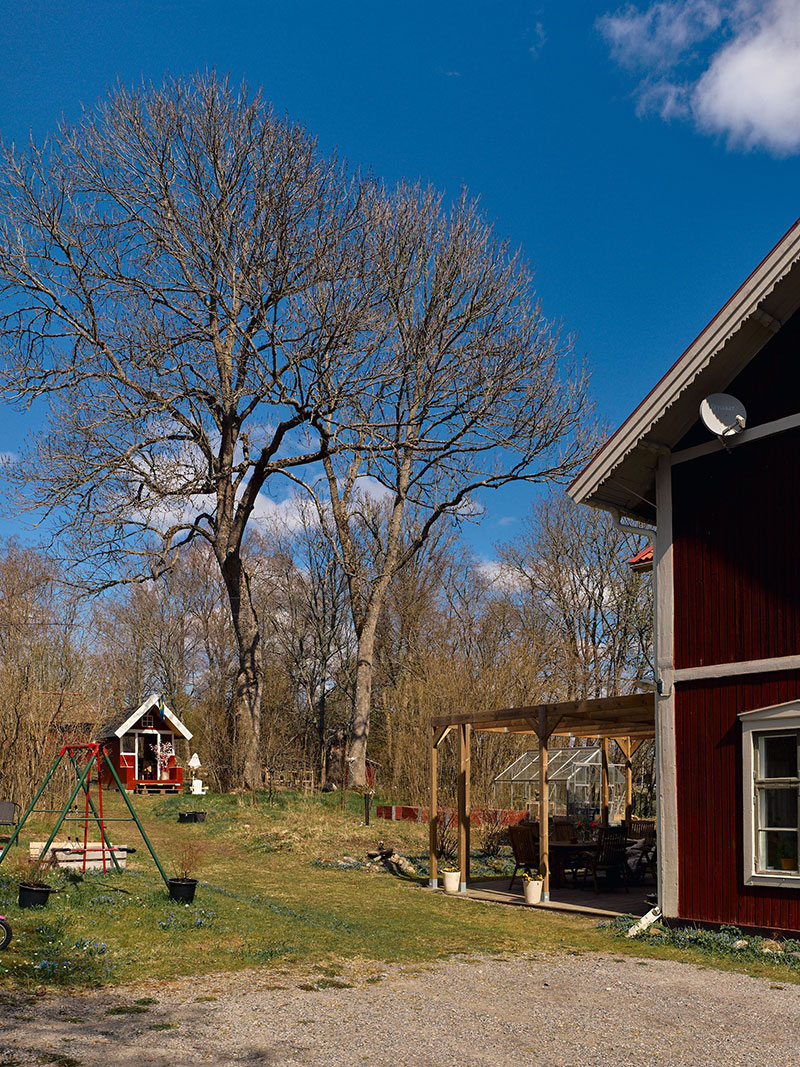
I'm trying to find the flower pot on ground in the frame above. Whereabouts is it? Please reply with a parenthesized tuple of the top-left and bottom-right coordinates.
(523, 875, 543, 905)
(441, 869, 461, 894)
(18, 882, 54, 908)
(168, 877, 198, 903)
(168, 839, 201, 903)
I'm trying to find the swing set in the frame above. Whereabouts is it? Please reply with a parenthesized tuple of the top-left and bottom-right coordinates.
(0, 741, 169, 886)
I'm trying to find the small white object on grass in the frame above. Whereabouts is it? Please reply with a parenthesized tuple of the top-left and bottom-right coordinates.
(625, 906, 662, 938)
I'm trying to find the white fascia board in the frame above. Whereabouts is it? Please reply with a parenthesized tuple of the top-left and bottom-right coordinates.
(114, 693, 193, 742)
(569, 218, 800, 508)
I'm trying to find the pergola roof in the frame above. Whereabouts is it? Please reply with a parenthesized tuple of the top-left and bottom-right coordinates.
(431, 692, 655, 744)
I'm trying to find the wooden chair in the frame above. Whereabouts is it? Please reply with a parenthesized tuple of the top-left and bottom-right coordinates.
(0, 800, 20, 845)
(628, 818, 656, 841)
(580, 826, 630, 893)
(625, 820, 656, 883)
(508, 824, 539, 891)
(551, 821, 577, 842)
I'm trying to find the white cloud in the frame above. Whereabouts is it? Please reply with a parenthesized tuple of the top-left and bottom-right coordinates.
(474, 558, 524, 591)
(599, 0, 800, 154)
(528, 21, 547, 58)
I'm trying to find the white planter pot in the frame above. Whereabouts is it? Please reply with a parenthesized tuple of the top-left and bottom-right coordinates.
(524, 879, 543, 905)
(442, 870, 461, 894)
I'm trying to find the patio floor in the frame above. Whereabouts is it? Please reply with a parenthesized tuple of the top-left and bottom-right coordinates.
(462, 877, 654, 918)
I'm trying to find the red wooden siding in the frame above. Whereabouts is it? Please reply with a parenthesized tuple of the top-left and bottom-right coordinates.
(673, 404, 800, 931)
(672, 426, 800, 670)
(675, 672, 800, 932)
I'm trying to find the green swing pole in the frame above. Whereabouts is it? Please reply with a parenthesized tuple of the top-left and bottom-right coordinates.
(66, 750, 122, 874)
(0, 751, 66, 865)
(101, 745, 170, 887)
(35, 753, 99, 866)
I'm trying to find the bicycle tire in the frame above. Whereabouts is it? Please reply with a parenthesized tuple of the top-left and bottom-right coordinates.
(0, 918, 11, 950)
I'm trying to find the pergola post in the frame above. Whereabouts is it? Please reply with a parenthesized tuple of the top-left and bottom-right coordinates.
(614, 737, 641, 828)
(457, 723, 471, 892)
(538, 708, 550, 901)
(429, 726, 438, 889)
(621, 737, 633, 827)
(600, 736, 610, 827)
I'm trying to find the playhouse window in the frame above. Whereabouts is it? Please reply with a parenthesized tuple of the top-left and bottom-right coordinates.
(141, 713, 154, 729)
(753, 732, 800, 875)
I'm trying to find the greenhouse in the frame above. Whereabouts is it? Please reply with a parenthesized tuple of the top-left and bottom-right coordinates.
(493, 745, 626, 821)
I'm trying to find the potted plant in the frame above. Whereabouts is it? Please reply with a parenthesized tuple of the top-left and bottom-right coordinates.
(168, 841, 200, 904)
(522, 869, 543, 905)
(778, 842, 797, 871)
(440, 867, 461, 894)
(18, 850, 56, 909)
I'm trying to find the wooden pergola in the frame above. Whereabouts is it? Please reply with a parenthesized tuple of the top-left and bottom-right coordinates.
(428, 693, 656, 899)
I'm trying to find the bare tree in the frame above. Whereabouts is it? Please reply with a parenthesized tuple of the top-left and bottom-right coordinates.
(299, 184, 591, 786)
(0, 73, 380, 787)
(499, 491, 653, 700)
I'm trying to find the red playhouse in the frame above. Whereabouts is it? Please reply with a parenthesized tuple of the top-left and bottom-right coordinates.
(571, 218, 800, 934)
(98, 693, 192, 794)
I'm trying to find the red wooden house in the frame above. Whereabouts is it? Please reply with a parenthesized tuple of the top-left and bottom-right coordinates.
(571, 217, 800, 934)
(98, 693, 192, 794)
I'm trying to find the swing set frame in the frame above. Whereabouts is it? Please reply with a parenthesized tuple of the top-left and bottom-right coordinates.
(0, 742, 169, 886)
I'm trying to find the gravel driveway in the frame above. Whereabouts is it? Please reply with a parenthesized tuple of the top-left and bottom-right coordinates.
(2, 953, 799, 1066)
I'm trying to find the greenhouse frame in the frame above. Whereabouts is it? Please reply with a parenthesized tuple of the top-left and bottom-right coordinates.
(493, 745, 626, 821)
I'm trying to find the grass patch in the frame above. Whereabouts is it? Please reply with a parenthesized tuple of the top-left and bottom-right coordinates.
(2, 789, 800, 991)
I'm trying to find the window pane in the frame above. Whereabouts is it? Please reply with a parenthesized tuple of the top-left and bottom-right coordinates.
(759, 787, 798, 829)
(758, 829, 798, 872)
(758, 735, 797, 779)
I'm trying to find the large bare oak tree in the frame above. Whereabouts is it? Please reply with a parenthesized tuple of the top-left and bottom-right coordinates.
(0, 73, 379, 787)
(297, 184, 591, 787)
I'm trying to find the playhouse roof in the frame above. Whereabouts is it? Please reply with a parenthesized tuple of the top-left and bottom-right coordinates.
(568, 217, 800, 522)
(97, 693, 192, 742)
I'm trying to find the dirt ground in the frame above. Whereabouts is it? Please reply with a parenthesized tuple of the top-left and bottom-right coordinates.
(2, 953, 800, 1067)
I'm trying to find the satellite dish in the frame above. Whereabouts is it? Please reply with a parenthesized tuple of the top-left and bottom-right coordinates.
(700, 393, 747, 438)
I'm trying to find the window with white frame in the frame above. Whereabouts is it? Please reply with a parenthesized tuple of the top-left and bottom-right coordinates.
(753, 732, 799, 874)
(140, 713, 154, 729)
(740, 702, 800, 886)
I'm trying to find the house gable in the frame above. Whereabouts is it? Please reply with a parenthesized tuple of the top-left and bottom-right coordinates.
(569, 217, 800, 522)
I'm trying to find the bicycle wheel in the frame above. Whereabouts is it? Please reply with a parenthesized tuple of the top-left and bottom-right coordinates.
(0, 918, 12, 950)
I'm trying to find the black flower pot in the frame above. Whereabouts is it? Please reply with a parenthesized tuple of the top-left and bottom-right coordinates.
(168, 877, 198, 904)
(178, 812, 193, 823)
(193, 811, 206, 823)
(18, 882, 54, 908)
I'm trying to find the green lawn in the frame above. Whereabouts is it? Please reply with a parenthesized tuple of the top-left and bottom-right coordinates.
(0, 789, 797, 990)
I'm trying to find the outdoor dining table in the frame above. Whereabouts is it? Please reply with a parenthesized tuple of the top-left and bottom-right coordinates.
(546, 840, 590, 889)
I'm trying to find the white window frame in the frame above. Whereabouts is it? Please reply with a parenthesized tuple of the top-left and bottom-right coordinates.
(740, 701, 800, 888)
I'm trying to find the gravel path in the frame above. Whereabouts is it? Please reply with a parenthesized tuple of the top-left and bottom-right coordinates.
(2, 953, 800, 1066)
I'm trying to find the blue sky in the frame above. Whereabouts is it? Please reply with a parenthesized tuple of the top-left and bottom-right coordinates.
(1, 1, 799, 558)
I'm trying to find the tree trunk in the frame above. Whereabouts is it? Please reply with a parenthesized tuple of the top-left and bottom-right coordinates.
(347, 612, 380, 789)
(220, 551, 264, 790)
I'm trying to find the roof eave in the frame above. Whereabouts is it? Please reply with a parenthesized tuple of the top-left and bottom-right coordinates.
(569, 217, 800, 514)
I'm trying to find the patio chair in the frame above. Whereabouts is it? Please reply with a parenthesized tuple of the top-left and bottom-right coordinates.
(551, 821, 577, 842)
(0, 800, 20, 845)
(579, 826, 630, 894)
(508, 824, 539, 891)
(626, 820, 657, 883)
